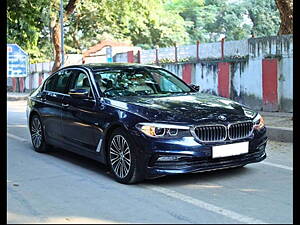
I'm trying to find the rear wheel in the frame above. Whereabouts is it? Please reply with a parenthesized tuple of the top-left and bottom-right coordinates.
(30, 115, 50, 153)
(108, 128, 144, 184)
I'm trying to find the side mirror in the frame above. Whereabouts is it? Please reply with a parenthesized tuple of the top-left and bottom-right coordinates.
(68, 88, 89, 99)
(189, 84, 200, 92)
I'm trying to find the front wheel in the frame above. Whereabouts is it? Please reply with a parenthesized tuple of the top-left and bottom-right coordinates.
(108, 128, 144, 184)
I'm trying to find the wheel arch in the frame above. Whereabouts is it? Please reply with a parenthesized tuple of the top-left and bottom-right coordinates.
(101, 122, 129, 165)
(28, 110, 41, 128)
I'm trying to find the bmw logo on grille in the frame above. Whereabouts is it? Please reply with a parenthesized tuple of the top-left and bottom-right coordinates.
(218, 115, 227, 121)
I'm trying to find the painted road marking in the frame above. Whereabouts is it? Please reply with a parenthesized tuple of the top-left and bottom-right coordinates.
(261, 161, 293, 171)
(143, 185, 267, 224)
(7, 133, 28, 143)
(7, 125, 27, 128)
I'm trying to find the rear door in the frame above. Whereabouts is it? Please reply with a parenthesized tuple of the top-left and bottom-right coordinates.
(39, 70, 73, 143)
(61, 69, 100, 152)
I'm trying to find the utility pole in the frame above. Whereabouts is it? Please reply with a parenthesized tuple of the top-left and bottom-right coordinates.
(60, 0, 65, 67)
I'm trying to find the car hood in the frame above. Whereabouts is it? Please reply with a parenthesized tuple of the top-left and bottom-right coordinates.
(104, 93, 257, 124)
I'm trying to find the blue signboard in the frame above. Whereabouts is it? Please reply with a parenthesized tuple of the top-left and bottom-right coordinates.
(7, 44, 29, 77)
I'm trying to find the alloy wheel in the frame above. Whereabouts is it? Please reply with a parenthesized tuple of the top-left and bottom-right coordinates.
(31, 117, 43, 149)
(109, 135, 131, 178)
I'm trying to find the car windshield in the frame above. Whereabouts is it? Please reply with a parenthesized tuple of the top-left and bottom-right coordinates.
(93, 68, 193, 97)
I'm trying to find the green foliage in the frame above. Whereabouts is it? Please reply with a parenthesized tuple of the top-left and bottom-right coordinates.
(242, 0, 280, 37)
(7, 0, 281, 63)
(165, 0, 280, 43)
(7, 0, 53, 63)
(65, 0, 188, 51)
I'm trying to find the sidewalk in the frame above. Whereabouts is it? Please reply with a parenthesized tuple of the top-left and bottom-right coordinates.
(7, 92, 293, 142)
(259, 111, 293, 143)
(7, 92, 29, 101)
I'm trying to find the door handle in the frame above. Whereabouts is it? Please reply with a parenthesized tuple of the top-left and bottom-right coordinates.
(62, 103, 69, 108)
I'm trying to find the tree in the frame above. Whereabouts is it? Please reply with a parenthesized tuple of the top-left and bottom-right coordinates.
(165, 0, 281, 42)
(243, 0, 280, 37)
(8, 0, 284, 66)
(50, 0, 79, 72)
(165, 0, 252, 43)
(164, 0, 206, 43)
(275, 0, 293, 34)
(64, 0, 188, 51)
(7, 0, 52, 63)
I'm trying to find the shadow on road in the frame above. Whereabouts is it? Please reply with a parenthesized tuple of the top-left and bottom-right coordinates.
(45, 147, 112, 179)
(43, 145, 255, 186)
(143, 166, 254, 186)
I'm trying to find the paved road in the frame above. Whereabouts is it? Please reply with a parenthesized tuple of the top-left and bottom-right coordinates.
(7, 100, 293, 224)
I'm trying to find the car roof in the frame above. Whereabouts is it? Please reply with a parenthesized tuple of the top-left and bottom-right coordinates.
(61, 63, 161, 72)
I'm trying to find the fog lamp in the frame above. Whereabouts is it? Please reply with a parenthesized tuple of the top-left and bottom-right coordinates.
(157, 156, 182, 161)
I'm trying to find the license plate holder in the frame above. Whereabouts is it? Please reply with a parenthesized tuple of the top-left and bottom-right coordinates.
(212, 142, 249, 158)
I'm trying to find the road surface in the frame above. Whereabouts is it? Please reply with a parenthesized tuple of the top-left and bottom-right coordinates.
(7, 100, 293, 224)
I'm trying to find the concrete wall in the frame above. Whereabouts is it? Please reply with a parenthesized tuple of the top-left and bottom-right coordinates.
(114, 35, 293, 112)
(7, 35, 292, 113)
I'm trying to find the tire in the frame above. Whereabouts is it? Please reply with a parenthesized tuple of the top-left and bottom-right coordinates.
(30, 115, 50, 153)
(107, 127, 144, 184)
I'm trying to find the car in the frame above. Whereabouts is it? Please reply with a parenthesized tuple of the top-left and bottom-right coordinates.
(26, 63, 267, 184)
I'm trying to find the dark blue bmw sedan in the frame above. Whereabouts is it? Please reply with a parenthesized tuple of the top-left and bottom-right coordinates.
(26, 63, 267, 184)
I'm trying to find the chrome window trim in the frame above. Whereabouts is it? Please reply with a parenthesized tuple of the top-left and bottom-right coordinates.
(96, 138, 103, 152)
(44, 90, 69, 97)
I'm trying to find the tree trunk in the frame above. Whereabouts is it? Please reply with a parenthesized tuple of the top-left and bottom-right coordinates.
(275, 0, 293, 35)
(51, 0, 79, 73)
(51, 22, 61, 72)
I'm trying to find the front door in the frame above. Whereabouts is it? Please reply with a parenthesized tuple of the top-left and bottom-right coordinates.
(61, 69, 100, 152)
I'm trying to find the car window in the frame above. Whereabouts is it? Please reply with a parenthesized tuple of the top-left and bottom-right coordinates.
(74, 73, 90, 89)
(70, 71, 94, 98)
(151, 71, 184, 92)
(54, 70, 73, 93)
(44, 74, 58, 92)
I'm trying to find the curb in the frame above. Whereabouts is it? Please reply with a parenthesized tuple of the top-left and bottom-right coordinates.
(7, 96, 28, 101)
(267, 126, 293, 143)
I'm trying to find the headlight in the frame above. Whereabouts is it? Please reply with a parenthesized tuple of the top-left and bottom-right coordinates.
(135, 123, 190, 138)
(253, 113, 265, 130)
(242, 107, 256, 118)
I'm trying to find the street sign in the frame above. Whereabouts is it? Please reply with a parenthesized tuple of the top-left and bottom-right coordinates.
(7, 44, 29, 77)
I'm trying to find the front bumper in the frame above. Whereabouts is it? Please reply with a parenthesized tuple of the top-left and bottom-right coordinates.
(146, 146, 266, 178)
(130, 128, 267, 179)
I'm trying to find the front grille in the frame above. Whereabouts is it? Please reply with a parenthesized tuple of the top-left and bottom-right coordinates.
(194, 125, 227, 142)
(192, 121, 254, 143)
(228, 121, 253, 140)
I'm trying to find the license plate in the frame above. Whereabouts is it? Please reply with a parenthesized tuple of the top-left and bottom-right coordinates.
(212, 142, 249, 158)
